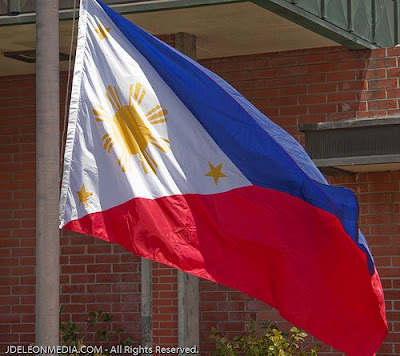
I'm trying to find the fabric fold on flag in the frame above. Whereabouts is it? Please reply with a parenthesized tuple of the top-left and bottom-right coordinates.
(59, 0, 388, 355)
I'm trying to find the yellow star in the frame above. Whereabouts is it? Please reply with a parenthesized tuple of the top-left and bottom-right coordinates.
(205, 162, 227, 185)
(94, 22, 111, 40)
(77, 184, 93, 206)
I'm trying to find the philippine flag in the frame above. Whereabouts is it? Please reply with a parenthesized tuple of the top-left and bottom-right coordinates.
(59, 0, 388, 354)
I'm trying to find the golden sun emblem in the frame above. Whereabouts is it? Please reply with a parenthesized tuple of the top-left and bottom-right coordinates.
(93, 83, 169, 174)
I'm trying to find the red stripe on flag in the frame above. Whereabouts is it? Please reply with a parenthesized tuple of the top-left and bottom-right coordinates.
(63, 185, 387, 355)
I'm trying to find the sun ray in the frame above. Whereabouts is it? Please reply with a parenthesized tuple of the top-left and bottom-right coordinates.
(161, 137, 170, 148)
(114, 87, 123, 108)
(149, 137, 166, 152)
(145, 105, 161, 117)
(143, 149, 156, 166)
(93, 106, 108, 117)
(138, 153, 148, 174)
(118, 158, 123, 171)
(106, 92, 118, 112)
(118, 151, 128, 173)
(93, 106, 112, 123)
(131, 82, 146, 105)
(150, 119, 167, 125)
(107, 142, 114, 153)
(147, 109, 168, 122)
(133, 83, 141, 101)
(143, 149, 157, 174)
(103, 137, 112, 150)
(102, 133, 110, 140)
(138, 89, 146, 105)
(107, 85, 123, 111)
(129, 84, 133, 106)
(109, 86, 122, 108)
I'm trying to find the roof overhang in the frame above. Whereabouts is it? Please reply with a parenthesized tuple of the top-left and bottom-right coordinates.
(0, 1, 339, 76)
(1, 0, 398, 77)
(299, 118, 400, 175)
(1, 0, 397, 49)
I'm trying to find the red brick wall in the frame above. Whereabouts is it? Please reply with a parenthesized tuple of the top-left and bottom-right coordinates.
(0, 75, 36, 345)
(0, 43, 399, 355)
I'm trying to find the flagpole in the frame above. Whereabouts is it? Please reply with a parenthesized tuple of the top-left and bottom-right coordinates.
(35, 0, 60, 350)
(175, 32, 200, 353)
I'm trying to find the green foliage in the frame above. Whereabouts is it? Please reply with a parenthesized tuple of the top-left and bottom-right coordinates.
(209, 320, 318, 356)
(59, 306, 134, 356)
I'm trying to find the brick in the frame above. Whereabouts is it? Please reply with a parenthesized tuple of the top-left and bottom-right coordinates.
(96, 273, 121, 283)
(94, 254, 120, 263)
(112, 284, 138, 293)
(387, 67, 400, 78)
(69, 255, 95, 264)
(112, 263, 137, 273)
(338, 81, 366, 91)
(300, 73, 326, 84)
(328, 92, 356, 102)
(278, 66, 308, 77)
(368, 182, 400, 192)
(309, 104, 337, 114)
(338, 60, 366, 70)
(61, 245, 86, 255)
(359, 90, 386, 100)
(202, 312, 228, 321)
(227, 293, 253, 302)
(309, 83, 337, 93)
(379, 268, 400, 277)
(308, 63, 338, 73)
(279, 85, 307, 96)
(327, 70, 356, 82)
(298, 53, 327, 64)
(252, 68, 278, 78)
(269, 56, 298, 67)
(87, 244, 112, 254)
(86, 284, 111, 293)
(62, 265, 86, 274)
(339, 101, 366, 112)
(357, 68, 386, 80)
(270, 96, 297, 107)
(268, 76, 298, 88)
(327, 50, 357, 62)
(368, 79, 398, 90)
(368, 99, 398, 110)
(387, 88, 400, 99)
(70, 274, 95, 284)
(299, 94, 326, 105)
(357, 110, 387, 118)
(280, 106, 307, 116)
(62, 285, 85, 294)
(12, 286, 34, 295)
(120, 253, 140, 263)
(368, 57, 397, 68)
(298, 115, 325, 124)
(387, 47, 400, 56)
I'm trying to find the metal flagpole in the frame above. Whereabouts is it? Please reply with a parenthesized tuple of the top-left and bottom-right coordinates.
(35, 0, 60, 349)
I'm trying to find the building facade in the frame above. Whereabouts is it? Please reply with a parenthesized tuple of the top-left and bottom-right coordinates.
(0, 1, 400, 355)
